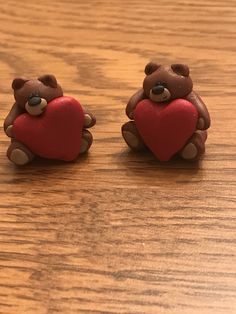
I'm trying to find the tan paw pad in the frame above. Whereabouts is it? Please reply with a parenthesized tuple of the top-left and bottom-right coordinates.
(80, 139, 89, 154)
(84, 114, 92, 127)
(123, 131, 139, 148)
(10, 149, 30, 165)
(181, 143, 198, 160)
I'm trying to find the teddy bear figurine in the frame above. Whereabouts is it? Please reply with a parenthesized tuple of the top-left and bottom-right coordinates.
(4, 75, 96, 165)
(122, 62, 211, 161)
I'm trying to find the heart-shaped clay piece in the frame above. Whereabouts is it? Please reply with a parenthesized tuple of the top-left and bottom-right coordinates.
(134, 98, 198, 161)
(13, 96, 84, 161)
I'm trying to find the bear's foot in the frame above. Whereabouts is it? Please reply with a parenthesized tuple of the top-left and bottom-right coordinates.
(80, 130, 93, 154)
(7, 141, 34, 165)
(122, 121, 146, 151)
(180, 130, 207, 161)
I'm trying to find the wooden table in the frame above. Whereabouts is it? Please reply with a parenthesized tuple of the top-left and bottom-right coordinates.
(0, 1, 235, 313)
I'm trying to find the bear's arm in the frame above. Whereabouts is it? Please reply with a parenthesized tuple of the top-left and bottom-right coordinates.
(126, 88, 146, 119)
(185, 91, 211, 130)
(4, 103, 24, 137)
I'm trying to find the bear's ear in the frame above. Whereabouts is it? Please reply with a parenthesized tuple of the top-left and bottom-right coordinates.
(12, 78, 28, 90)
(171, 64, 190, 77)
(38, 74, 58, 88)
(144, 62, 161, 75)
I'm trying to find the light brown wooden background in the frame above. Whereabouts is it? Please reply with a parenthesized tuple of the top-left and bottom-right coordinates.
(0, 0, 235, 313)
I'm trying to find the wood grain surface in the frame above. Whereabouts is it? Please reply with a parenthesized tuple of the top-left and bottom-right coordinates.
(0, 0, 236, 313)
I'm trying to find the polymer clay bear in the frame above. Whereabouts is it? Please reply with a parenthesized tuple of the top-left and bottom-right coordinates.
(4, 75, 96, 165)
(122, 63, 211, 161)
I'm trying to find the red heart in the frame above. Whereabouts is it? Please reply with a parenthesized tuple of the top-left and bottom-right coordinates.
(134, 99, 198, 161)
(13, 96, 84, 161)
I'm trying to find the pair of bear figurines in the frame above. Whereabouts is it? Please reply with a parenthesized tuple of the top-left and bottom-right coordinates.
(3, 62, 211, 166)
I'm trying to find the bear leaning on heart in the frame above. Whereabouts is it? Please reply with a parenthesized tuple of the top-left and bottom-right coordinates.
(4, 75, 96, 165)
(122, 62, 211, 161)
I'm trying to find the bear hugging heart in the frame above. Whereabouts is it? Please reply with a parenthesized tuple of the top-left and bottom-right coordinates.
(134, 98, 198, 161)
(13, 96, 84, 161)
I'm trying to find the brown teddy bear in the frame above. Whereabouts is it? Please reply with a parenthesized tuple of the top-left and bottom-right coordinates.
(4, 75, 96, 165)
(122, 63, 211, 161)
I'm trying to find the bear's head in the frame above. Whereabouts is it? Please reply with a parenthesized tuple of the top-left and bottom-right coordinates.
(12, 74, 63, 116)
(143, 62, 193, 103)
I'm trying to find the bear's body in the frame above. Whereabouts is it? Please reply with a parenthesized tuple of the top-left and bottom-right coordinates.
(4, 75, 96, 165)
(122, 63, 210, 161)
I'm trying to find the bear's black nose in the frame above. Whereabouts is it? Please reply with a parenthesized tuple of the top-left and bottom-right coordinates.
(28, 96, 42, 107)
(152, 85, 165, 95)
